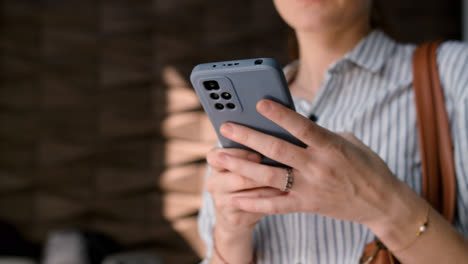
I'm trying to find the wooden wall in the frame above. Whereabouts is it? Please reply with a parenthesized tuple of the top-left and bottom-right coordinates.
(0, 0, 461, 263)
(380, 0, 462, 42)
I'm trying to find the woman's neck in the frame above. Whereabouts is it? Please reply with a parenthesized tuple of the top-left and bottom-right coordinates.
(291, 21, 371, 101)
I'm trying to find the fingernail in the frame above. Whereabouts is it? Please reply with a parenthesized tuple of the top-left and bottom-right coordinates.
(257, 100, 271, 113)
(220, 123, 233, 136)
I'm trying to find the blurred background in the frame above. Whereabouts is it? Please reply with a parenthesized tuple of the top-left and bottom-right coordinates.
(0, 0, 465, 263)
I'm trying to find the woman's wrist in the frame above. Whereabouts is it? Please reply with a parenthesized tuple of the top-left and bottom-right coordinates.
(213, 225, 255, 264)
(363, 180, 429, 250)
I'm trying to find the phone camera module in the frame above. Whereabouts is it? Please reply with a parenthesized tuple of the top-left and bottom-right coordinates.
(210, 93, 220, 100)
(221, 92, 232, 100)
(215, 103, 224, 110)
(204, 81, 220, 90)
(226, 103, 236, 109)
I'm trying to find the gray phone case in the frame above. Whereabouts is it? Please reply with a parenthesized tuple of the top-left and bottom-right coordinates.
(190, 58, 305, 167)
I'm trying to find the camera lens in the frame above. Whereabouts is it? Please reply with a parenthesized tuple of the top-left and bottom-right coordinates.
(203, 81, 220, 90)
(254, 59, 263, 65)
(221, 92, 231, 100)
(210, 93, 220, 100)
(215, 103, 224, 110)
(226, 103, 236, 109)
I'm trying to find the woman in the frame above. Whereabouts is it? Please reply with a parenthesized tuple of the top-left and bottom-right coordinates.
(198, 0, 468, 263)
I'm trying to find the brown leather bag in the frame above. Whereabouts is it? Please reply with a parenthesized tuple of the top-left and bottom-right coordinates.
(360, 41, 457, 264)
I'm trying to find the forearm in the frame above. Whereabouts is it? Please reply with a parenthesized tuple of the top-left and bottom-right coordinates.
(367, 181, 468, 263)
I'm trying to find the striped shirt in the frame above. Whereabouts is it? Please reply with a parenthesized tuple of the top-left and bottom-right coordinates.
(198, 30, 468, 264)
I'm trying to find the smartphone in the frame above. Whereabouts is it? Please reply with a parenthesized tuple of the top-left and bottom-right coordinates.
(190, 58, 306, 167)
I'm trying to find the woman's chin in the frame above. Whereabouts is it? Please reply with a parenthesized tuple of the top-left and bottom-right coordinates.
(296, 0, 326, 3)
(289, 16, 337, 33)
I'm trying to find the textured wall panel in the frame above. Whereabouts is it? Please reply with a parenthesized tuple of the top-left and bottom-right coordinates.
(0, 0, 461, 263)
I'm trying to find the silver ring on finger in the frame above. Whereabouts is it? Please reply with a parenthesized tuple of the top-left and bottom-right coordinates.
(282, 167, 294, 192)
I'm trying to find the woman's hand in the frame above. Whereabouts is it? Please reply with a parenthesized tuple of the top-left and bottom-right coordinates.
(212, 99, 404, 227)
(206, 147, 284, 263)
(209, 99, 468, 263)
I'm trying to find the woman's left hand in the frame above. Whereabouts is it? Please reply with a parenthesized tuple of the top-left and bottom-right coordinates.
(214, 99, 404, 226)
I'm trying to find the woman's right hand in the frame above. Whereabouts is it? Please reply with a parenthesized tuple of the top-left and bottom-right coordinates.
(206, 148, 284, 263)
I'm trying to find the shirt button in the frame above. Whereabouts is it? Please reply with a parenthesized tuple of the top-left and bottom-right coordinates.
(309, 114, 319, 122)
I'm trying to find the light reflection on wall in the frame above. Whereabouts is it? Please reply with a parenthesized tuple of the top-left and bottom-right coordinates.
(158, 66, 217, 258)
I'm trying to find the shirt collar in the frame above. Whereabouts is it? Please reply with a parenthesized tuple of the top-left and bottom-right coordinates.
(341, 30, 397, 73)
(284, 30, 397, 79)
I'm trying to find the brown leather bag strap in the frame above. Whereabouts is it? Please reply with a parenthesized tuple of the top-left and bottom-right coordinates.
(412, 41, 456, 222)
(361, 41, 457, 264)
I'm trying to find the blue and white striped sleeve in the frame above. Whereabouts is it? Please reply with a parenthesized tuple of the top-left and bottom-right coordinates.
(198, 164, 216, 263)
(438, 42, 468, 236)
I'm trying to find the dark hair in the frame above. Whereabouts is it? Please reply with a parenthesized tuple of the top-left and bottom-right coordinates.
(370, 1, 395, 37)
(288, 28, 299, 61)
(288, 1, 394, 61)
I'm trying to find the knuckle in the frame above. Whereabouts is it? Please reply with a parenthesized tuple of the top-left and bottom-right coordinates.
(341, 132, 360, 144)
(215, 152, 226, 165)
(335, 139, 347, 154)
(316, 165, 341, 187)
(274, 106, 286, 119)
(297, 122, 313, 140)
(232, 175, 248, 189)
(327, 139, 348, 160)
(207, 151, 226, 168)
(262, 168, 277, 186)
(236, 129, 249, 143)
(225, 157, 239, 172)
(316, 165, 334, 180)
(223, 148, 244, 158)
(268, 140, 284, 157)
